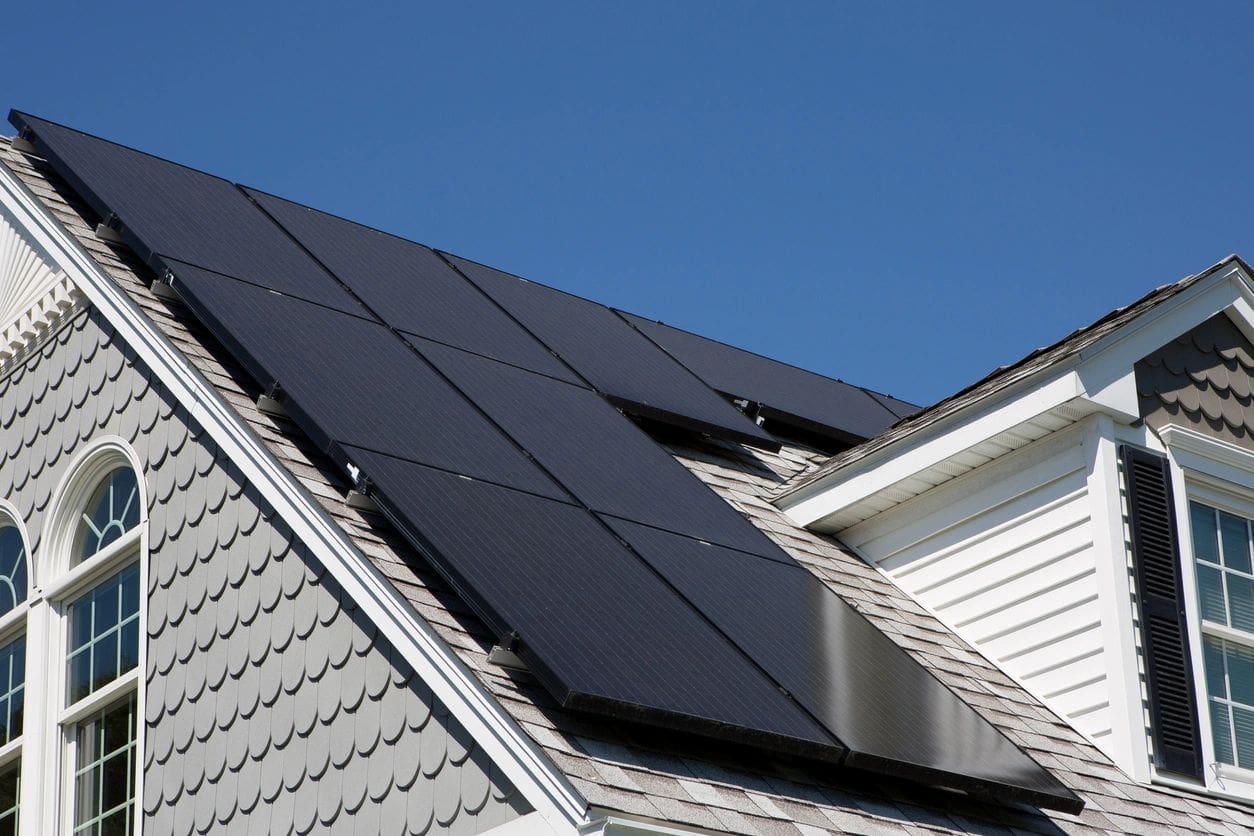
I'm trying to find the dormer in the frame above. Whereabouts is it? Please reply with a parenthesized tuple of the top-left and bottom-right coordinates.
(776, 256, 1254, 801)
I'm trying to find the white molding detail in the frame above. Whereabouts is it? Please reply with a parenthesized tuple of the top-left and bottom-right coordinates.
(0, 153, 588, 833)
(0, 204, 79, 364)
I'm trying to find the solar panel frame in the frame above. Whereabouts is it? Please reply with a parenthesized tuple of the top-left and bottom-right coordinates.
(243, 188, 582, 384)
(412, 338, 796, 562)
(164, 259, 567, 500)
(10, 111, 368, 316)
(603, 516, 1082, 813)
(445, 253, 780, 451)
(620, 311, 911, 443)
(343, 445, 844, 760)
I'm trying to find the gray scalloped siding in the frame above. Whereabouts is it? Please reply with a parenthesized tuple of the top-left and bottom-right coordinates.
(0, 307, 529, 835)
(1136, 313, 1254, 451)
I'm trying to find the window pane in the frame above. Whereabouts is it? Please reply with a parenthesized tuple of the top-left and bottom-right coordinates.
(67, 565, 140, 706)
(1212, 701, 1236, 765)
(0, 760, 17, 836)
(0, 636, 25, 747)
(1192, 502, 1220, 564)
(1221, 511, 1253, 574)
(76, 468, 140, 564)
(1228, 641, 1254, 707)
(73, 695, 135, 836)
(1197, 564, 1228, 625)
(1205, 635, 1228, 698)
(1228, 574, 1254, 633)
(0, 528, 26, 618)
(1235, 706, 1254, 769)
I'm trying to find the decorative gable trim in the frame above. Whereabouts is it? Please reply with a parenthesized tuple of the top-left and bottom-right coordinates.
(0, 159, 588, 833)
(0, 204, 79, 364)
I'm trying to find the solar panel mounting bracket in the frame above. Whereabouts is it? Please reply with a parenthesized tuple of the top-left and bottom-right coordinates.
(10, 133, 35, 155)
(147, 267, 181, 302)
(93, 212, 125, 245)
(487, 630, 528, 671)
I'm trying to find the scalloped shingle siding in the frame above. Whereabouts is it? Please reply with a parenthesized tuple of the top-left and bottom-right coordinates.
(1137, 312, 1254, 450)
(0, 307, 530, 835)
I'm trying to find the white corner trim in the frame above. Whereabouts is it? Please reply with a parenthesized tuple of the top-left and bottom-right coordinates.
(1084, 414, 1151, 782)
(0, 161, 589, 831)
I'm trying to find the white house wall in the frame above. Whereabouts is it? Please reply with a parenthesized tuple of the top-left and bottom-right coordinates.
(843, 423, 1118, 752)
(0, 306, 531, 835)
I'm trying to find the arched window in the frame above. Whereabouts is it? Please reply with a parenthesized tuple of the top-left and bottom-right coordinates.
(72, 468, 140, 565)
(18, 441, 146, 836)
(0, 512, 30, 836)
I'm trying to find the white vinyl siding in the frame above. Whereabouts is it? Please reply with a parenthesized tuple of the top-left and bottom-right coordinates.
(849, 428, 1113, 748)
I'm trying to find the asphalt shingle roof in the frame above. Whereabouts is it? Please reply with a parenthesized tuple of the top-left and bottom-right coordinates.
(4, 136, 1252, 834)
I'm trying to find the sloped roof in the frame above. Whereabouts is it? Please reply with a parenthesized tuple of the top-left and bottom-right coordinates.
(4, 137, 1253, 834)
(778, 256, 1246, 498)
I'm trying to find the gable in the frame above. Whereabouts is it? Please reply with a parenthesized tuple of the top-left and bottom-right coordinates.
(1137, 312, 1254, 451)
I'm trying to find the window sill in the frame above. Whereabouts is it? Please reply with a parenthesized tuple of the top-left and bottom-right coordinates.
(1154, 767, 1254, 805)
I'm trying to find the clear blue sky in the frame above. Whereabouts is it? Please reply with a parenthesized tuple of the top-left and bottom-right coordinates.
(6, 2, 1253, 405)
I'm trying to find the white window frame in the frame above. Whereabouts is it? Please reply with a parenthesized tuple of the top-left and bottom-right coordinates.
(1160, 424, 1254, 802)
(20, 437, 147, 836)
(0, 499, 31, 833)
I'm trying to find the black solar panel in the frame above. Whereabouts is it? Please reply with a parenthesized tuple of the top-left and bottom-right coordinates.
(244, 188, 581, 383)
(166, 260, 565, 499)
(11, 112, 364, 316)
(622, 312, 914, 442)
(342, 445, 842, 758)
(414, 338, 795, 562)
(446, 254, 780, 450)
(603, 517, 1080, 811)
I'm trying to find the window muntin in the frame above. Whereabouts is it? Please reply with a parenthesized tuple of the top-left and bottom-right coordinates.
(1191, 500, 1254, 769)
(0, 528, 26, 617)
(71, 695, 136, 836)
(65, 565, 140, 707)
(73, 468, 140, 565)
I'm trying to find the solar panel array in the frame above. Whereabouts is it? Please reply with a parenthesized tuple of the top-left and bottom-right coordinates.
(9, 110, 1080, 813)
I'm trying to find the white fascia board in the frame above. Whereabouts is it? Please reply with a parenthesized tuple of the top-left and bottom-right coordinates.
(0, 163, 590, 831)
(1075, 268, 1249, 415)
(780, 263, 1254, 533)
(779, 370, 1085, 528)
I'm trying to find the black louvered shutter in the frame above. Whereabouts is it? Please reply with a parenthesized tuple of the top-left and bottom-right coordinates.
(1121, 445, 1203, 779)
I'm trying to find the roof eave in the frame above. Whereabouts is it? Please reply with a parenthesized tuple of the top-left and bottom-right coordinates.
(777, 257, 1254, 532)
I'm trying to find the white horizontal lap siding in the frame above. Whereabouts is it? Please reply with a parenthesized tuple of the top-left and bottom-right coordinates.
(850, 425, 1114, 748)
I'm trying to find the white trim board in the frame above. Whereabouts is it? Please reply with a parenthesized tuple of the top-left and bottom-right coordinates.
(0, 157, 589, 832)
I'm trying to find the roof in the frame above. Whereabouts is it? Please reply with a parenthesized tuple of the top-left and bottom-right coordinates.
(3, 136, 1253, 834)
(777, 255, 1247, 498)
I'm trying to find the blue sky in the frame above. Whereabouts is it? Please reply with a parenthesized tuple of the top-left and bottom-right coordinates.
(6, 2, 1254, 405)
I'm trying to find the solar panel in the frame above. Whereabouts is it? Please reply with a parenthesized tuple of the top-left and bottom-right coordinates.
(622, 312, 913, 442)
(602, 516, 1081, 812)
(413, 338, 795, 562)
(165, 259, 565, 499)
(342, 445, 842, 758)
(446, 254, 780, 450)
(10, 112, 365, 316)
(243, 188, 581, 383)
